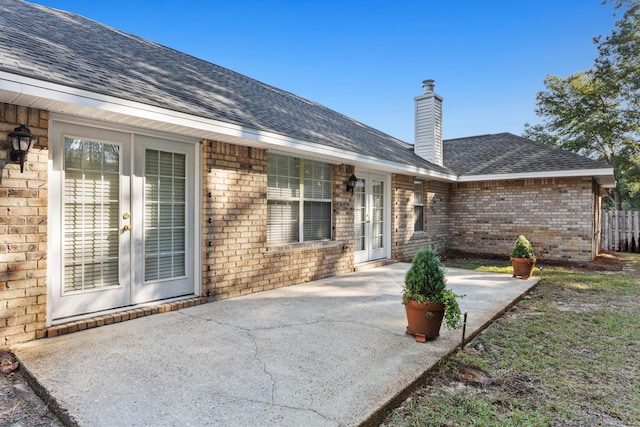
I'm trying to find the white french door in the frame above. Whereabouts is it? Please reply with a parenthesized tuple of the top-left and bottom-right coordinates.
(50, 121, 198, 321)
(354, 172, 389, 264)
(132, 135, 195, 302)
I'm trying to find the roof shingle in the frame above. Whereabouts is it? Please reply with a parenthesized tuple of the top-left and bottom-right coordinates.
(0, 1, 613, 182)
(0, 0, 453, 175)
(443, 133, 610, 176)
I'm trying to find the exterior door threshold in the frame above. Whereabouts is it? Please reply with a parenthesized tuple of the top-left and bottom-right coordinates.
(45, 296, 207, 339)
(353, 259, 395, 272)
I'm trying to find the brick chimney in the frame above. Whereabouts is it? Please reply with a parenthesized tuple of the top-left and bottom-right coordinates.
(414, 79, 443, 166)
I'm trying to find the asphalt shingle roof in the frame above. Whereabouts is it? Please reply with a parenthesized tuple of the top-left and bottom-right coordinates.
(0, 0, 455, 176)
(443, 133, 611, 176)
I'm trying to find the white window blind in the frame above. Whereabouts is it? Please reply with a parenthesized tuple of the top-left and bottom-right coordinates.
(414, 181, 424, 232)
(372, 180, 384, 249)
(267, 154, 332, 244)
(144, 149, 186, 281)
(63, 138, 120, 293)
(354, 180, 365, 251)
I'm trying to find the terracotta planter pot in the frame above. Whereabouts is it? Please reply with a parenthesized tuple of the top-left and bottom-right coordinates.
(510, 257, 536, 279)
(404, 300, 445, 343)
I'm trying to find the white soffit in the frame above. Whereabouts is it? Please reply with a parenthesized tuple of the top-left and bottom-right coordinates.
(0, 72, 458, 181)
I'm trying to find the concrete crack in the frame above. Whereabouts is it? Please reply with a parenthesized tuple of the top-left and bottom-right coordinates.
(246, 328, 277, 404)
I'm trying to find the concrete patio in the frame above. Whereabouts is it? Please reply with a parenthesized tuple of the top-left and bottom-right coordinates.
(14, 264, 538, 426)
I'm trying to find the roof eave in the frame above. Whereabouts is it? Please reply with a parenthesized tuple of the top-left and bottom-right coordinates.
(457, 169, 616, 188)
(3, 72, 610, 187)
(1, 72, 458, 180)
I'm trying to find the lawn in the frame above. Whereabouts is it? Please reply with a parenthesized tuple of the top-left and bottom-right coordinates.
(382, 253, 640, 427)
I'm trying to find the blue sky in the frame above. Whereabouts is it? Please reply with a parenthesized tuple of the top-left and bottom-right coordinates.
(32, 0, 619, 141)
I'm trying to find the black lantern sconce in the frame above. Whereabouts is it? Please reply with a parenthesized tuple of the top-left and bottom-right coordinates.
(346, 174, 358, 193)
(8, 124, 36, 173)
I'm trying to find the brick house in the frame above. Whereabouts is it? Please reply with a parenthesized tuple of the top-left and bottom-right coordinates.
(0, 0, 614, 345)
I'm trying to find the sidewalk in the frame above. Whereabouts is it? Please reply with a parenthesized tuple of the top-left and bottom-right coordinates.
(14, 264, 538, 426)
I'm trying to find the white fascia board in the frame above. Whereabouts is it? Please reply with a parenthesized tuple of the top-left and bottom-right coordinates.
(457, 168, 616, 187)
(0, 72, 276, 139)
(1, 72, 459, 181)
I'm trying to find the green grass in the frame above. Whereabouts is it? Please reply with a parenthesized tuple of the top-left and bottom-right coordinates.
(382, 254, 640, 427)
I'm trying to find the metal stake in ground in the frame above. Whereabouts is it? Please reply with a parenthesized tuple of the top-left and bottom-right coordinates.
(461, 311, 468, 348)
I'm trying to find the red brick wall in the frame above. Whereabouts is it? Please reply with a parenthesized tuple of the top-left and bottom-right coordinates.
(202, 140, 354, 300)
(0, 103, 49, 345)
(391, 175, 450, 262)
(450, 177, 598, 262)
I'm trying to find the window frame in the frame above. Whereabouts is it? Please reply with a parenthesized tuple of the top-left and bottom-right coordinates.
(414, 180, 425, 232)
(267, 154, 333, 245)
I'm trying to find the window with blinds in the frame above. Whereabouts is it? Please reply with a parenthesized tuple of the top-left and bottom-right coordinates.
(414, 181, 425, 232)
(267, 154, 332, 244)
(63, 138, 121, 292)
(144, 150, 186, 281)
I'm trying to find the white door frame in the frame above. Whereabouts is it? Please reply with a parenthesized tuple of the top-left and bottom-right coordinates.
(47, 116, 202, 325)
(353, 170, 391, 264)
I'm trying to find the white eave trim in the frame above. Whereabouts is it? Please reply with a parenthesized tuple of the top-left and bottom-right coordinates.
(0, 72, 459, 181)
(4, 73, 609, 186)
(0, 71, 286, 142)
(457, 168, 616, 187)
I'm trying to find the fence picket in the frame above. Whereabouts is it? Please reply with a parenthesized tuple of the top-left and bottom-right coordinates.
(601, 210, 640, 253)
(635, 211, 640, 253)
(602, 212, 609, 251)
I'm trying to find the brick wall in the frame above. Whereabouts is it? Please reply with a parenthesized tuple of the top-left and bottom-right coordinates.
(0, 105, 602, 346)
(425, 180, 451, 253)
(0, 103, 49, 345)
(202, 140, 354, 300)
(450, 177, 598, 262)
(391, 175, 451, 262)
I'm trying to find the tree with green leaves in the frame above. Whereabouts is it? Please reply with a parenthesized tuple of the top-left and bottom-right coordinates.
(524, 0, 640, 210)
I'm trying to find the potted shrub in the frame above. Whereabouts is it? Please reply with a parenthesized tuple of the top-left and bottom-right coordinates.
(510, 235, 536, 279)
(402, 247, 463, 342)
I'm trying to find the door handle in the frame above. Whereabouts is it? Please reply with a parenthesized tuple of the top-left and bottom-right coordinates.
(123, 224, 131, 231)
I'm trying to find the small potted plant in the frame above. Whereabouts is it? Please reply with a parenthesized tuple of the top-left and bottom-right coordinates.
(402, 247, 463, 342)
(510, 235, 536, 279)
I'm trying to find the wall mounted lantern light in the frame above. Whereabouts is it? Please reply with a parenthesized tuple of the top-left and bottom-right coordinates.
(346, 174, 358, 193)
(8, 124, 36, 173)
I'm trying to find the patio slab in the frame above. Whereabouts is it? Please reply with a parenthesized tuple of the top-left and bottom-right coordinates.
(14, 264, 538, 426)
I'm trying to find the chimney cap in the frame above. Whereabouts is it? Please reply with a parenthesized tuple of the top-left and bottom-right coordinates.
(422, 79, 435, 94)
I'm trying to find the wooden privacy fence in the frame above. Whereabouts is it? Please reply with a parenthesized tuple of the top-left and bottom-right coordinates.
(601, 210, 640, 253)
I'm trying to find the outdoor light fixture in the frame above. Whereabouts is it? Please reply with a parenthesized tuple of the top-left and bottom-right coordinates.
(8, 124, 36, 173)
(346, 174, 358, 193)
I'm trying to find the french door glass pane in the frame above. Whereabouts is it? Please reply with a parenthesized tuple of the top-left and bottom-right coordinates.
(372, 180, 384, 250)
(144, 149, 186, 281)
(63, 139, 120, 293)
(354, 180, 365, 251)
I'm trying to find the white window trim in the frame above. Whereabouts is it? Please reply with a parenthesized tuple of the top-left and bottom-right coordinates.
(267, 154, 333, 245)
(414, 180, 425, 232)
